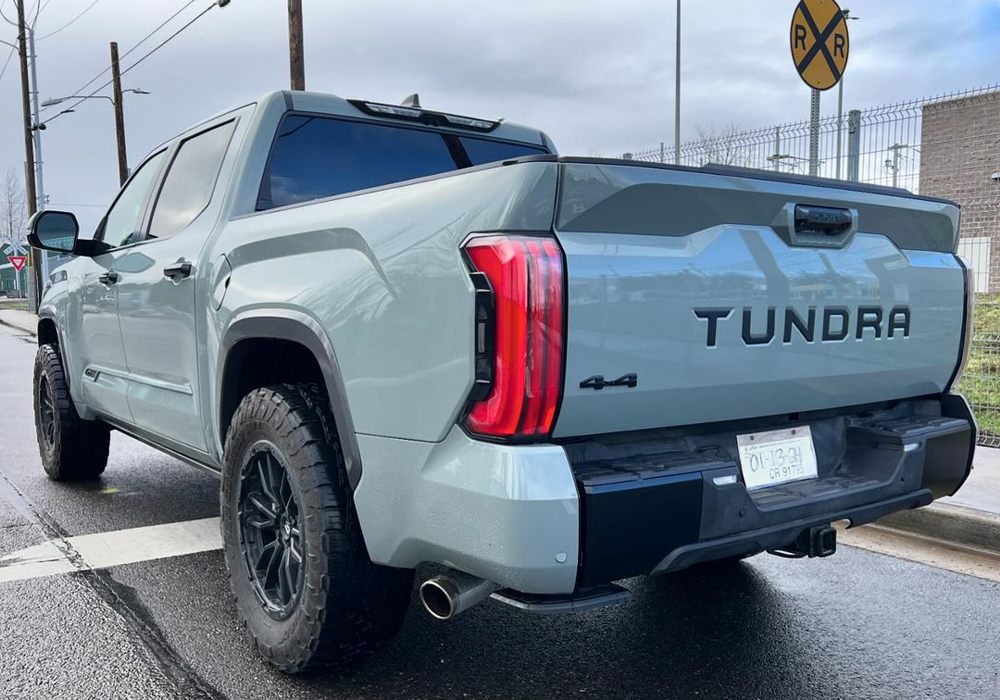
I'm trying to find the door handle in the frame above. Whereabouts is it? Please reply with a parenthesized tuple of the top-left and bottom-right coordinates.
(98, 270, 119, 286)
(163, 262, 192, 280)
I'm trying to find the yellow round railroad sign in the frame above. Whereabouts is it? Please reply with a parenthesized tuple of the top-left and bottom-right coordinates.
(790, 0, 849, 91)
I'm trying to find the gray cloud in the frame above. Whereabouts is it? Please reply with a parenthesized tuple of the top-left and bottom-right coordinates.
(1, 0, 998, 233)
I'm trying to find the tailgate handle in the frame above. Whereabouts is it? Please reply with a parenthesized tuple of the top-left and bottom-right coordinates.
(772, 203, 858, 248)
(794, 205, 853, 236)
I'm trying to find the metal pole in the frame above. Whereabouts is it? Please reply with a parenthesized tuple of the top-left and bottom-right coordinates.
(808, 89, 820, 177)
(659, 141, 665, 164)
(773, 126, 781, 171)
(28, 25, 49, 284)
(15, 0, 41, 312)
(846, 108, 861, 181)
(110, 42, 129, 186)
(287, 0, 305, 90)
(673, 0, 680, 165)
(835, 77, 844, 179)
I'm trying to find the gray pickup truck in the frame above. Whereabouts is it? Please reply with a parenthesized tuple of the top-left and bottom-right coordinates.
(27, 91, 975, 673)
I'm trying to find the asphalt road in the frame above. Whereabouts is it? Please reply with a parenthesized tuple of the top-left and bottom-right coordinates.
(1, 324, 998, 700)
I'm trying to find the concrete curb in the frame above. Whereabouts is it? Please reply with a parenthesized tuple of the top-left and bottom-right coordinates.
(0, 316, 36, 336)
(872, 503, 1000, 556)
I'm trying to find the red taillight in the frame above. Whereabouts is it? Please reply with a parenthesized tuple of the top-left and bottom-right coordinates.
(463, 234, 564, 438)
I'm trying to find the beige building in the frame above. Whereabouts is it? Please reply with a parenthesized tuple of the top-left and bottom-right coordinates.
(919, 91, 1000, 293)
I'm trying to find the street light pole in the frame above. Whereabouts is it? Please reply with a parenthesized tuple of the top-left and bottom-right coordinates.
(27, 23, 50, 284)
(674, 0, 681, 165)
(110, 42, 129, 185)
(41, 90, 149, 186)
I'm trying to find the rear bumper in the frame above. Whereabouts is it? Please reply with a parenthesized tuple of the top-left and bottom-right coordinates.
(353, 395, 974, 597)
(573, 394, 975, 586)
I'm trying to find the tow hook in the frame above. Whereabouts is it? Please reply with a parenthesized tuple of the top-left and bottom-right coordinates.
(768, 525, 838, 559)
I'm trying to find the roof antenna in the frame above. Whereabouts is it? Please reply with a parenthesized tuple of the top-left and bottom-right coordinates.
(401, 93, 421, 108)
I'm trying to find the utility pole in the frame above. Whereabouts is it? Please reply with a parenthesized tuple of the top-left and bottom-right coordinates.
(110, 42, 129, 185)
(15, 0, 41, 310)
(287, 0, 305, 90)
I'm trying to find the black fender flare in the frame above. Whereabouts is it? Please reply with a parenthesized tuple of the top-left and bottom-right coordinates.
(218, 309, 362, 490)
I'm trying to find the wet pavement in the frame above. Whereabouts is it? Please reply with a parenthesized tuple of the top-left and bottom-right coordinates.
(1, 325, 998, 700)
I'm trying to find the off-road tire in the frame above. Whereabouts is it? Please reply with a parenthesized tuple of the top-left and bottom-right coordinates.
(221, 384, 413, 674)
(33, 343, 111, 480)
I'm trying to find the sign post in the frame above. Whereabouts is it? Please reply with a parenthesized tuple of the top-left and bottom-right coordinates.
(790, 0, 850, 177)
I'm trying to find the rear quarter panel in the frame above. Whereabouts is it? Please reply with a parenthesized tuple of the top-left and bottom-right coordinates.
(212, 161, 558, 443)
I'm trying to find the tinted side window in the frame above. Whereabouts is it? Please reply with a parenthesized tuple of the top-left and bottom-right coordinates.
(148, 121, 236, 240)
(100, 150, 166, 248)
(260, 116, 458, 209)
(460, 136, 546, 165)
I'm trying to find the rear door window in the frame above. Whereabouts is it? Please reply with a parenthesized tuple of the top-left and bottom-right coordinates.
(147, 120, 236, 240)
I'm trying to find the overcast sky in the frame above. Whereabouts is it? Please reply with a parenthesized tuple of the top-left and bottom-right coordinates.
(2, 0, 1000, 232)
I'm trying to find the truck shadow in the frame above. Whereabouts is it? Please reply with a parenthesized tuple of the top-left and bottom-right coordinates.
(291, 559, 853, 700)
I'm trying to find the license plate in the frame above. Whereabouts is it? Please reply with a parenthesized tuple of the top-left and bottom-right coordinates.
(736, 426, 818, 490)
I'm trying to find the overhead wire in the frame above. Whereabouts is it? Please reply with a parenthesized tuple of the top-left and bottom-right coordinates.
(38, 0, 200, 113)
(37, 0, 101, 40)
(40, 1, 219, 127)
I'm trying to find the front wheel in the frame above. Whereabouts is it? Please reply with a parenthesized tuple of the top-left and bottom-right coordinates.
(33, 344, 110, 481)
(221, 384, 413, 673)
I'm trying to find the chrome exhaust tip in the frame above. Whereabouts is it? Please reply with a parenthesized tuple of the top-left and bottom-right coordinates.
(419, 571, 499, 620)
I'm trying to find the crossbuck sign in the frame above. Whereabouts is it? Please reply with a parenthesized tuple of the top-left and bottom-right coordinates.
(790, 0, 850, 91)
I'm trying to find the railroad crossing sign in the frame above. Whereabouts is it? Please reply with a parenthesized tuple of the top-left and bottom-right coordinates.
(2, 240, 26, 256)
(7, 255, 27, 272)
(790, 0, 850, 91)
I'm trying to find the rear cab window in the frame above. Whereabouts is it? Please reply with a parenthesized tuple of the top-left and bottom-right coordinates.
(257, 114, 548, 210)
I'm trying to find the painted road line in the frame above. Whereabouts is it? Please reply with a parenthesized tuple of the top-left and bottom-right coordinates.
(0, 517, 222, 584)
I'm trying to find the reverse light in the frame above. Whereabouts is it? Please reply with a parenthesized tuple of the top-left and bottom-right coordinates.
(463, 235, 564, 438)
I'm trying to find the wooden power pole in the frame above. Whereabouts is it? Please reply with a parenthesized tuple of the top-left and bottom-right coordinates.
(287, 0, 305, 90)
(15, 0, 42, 308)
(110, 42, 129, 186)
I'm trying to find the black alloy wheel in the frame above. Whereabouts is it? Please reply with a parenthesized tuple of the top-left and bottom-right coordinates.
(238, 441, 304, 618)
(37, 375, 56, 450)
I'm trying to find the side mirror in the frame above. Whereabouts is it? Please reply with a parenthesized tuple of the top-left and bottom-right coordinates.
(27, 210, 80, 255)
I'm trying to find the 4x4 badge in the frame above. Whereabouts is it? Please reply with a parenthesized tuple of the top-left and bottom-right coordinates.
(579, 373, 638, 391)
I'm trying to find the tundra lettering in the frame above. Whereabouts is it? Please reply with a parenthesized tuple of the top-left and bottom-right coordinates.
(695, 305, 912, 347)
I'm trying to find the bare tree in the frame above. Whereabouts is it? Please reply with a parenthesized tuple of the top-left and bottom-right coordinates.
(1, 169, 27, 243)
(694, 122, 753, 168)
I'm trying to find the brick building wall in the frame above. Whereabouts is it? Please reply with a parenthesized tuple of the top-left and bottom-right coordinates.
(919, 91, 1000, 293)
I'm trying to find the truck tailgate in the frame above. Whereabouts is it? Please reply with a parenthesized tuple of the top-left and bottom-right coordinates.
(551, 160, 965, 438)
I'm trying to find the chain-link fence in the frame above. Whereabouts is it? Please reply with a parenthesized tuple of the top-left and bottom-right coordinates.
(628, 84, 1000, 446)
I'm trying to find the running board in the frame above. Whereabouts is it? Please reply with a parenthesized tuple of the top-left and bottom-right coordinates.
(490, 583, 632, 615)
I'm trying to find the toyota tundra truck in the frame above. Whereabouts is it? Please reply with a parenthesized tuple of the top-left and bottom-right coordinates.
(27, 90, 975, 672)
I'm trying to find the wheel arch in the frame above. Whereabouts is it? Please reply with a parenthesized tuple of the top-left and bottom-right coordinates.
(37, 314, 59, 347)
(218, 310, 362, 490)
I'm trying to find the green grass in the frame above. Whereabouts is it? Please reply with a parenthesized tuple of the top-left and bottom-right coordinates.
(0, 299, 28, 312)
(957, 297, 1000, 440)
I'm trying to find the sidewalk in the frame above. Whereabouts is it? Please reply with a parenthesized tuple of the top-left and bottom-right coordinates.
(945, 445, 1000, 514)
(0, 309, 37, 335)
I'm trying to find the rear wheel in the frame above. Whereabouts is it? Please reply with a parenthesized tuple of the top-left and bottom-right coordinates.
(33, 343, 111, 481)
(221, 384, 413, 673)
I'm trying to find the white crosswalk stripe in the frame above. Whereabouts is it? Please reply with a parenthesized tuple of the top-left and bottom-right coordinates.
(0, 517, 222, 584)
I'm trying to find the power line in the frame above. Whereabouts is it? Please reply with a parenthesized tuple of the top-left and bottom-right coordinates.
(39, 0, 200, 113)
(37, 0, 101, 40)
(0, 43, 13, 82)
(41, 1, 221, 127)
